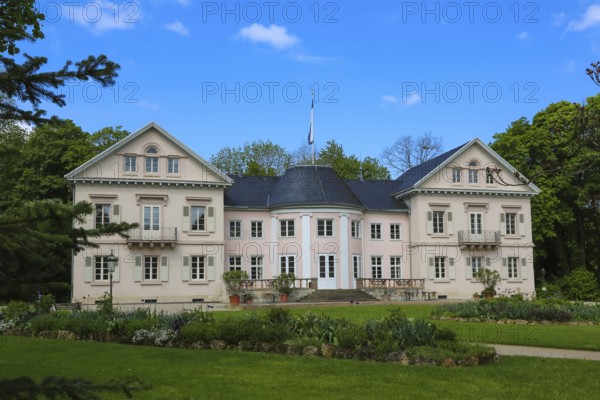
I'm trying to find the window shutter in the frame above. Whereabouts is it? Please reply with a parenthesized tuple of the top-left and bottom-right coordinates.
(182, 256, 190, 281)
(134, 256, 142, 282)
(182, 206, 190, 232)
(521, 258, 528, 279)
(448, 258, 456, 280)
(160, 256, 169, 282)
(501, 258, 508, 279)
(207, 207, 216, 233)
(486, 257, 491, 267)
(207, 256, 216, 281)
(465, 257, 472, 279)
(428, 257, 435, 280)
(426, 212, 433, 235)
(519, 214, 525, 237)
(112, 204, 121, 224)
(447, 212, 454, 235)
(84, 256, 92, 283)
(500, 214, 506, 236)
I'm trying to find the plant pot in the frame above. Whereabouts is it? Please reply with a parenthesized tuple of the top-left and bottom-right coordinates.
(245, 298, 253, 305)
(229, 295, 241, 305)
(279, 294, 289, 303)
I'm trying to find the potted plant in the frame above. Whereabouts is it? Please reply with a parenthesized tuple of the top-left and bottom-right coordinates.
(472, 292, 481, 301)
(475, 268, 501, 300)
(273, 273, 296, 303)
(222, 270, 249, 305)
(243, 292, 254, 305)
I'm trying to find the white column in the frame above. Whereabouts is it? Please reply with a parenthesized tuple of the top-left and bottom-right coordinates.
(301, 214, 311, 280)
(270, 215, 278, 277)
(340, 214, 349, 289)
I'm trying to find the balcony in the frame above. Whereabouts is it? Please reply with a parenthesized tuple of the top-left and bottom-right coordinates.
(458, 230, 501, 249)
(126, 227, 177, 249)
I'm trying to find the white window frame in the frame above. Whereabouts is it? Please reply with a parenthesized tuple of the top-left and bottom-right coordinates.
(370, 223, 382, 239)
(191, 206, 206, 231)
(280, 255, 296, 274)
(280, 219, 295, 237)
(470, 212, 483, 235)
(390, 223, 401, 240)
(433, 211, 445, 234)
(508, 257, 519, 279)
(167, 157, 179, 174)
(191, 255, 205, 281)
(505, 213, 517, 236)
(229, 220, 242, 238)
(144, 256, 159, 281)
(250, 256, 263, 279)
(352, 255, 363, 278)
(468, 161, 479, 183)
(471, 257, 483, 276)
(351, 220, 361, 238)
(94, 256, 110, 281)
(228, 256, 242, 271)
(124, 155, 137, 172)
(452, 167, 461, 183)
(251, 221, 263, 238)
(435, 256, 446, 279)
(317, 219, 334, 237)
(390, 256, 402, 279)
(371, 256, 382, 279)
(319, 254, 335, 278)
(95, 204, 111, 227)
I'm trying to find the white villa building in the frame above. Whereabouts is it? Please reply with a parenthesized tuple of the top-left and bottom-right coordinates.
(66, 123, 539, 304)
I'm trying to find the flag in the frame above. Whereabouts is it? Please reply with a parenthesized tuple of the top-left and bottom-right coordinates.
(308, 95, 314, 145)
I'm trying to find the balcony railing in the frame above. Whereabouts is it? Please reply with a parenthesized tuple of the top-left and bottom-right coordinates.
(241, 278, 317, 290)
(126, 227, 177, 248)
(355, 278, 425, 289)
(458, 230, 501, 247)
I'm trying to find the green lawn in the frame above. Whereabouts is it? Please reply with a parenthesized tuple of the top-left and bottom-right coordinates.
(1, 336, 599, 399)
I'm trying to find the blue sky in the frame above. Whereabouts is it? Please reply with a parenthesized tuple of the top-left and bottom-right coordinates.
(21, 0, 600, 163)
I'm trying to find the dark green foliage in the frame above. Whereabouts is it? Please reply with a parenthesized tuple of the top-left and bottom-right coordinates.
(561, 268, 599, 301)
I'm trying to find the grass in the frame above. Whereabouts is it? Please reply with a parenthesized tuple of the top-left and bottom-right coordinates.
(1, 336, 599, 399)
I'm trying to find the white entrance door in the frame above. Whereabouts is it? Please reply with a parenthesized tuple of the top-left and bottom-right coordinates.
(469, 212, 483, 242)
(318, 254, 336, 289)
(143, 206, 160, 240)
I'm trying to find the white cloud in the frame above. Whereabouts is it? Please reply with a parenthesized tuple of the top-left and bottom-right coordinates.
(293, 53, 336, 63)
(237, 23, 299, 50)
(567, 5, 600, 31)
(403, 93, 421, 106)
(516, 31, 529, 41)
(65, 0, 140, 35)
(381, 95, 398, 104)
(164, 21, 190, 36)
(552, 12, 567, 27)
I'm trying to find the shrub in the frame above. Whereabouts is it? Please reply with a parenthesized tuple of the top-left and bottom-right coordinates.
(29, 313, 66, 333)
(124, 318, 159, 338)
(264, 306, 292, 325)
(3, 300, 33, 323)
(180, 321, 220, 343)
(562, 268, 599, 301)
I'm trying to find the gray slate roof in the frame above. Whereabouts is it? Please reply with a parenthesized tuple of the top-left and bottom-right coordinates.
(225, 165, 408, 211)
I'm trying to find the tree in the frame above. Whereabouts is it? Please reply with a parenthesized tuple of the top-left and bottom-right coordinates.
(210, 140, 292, 176)
(491, 95, 600, 286)
(317, 140, 389, 179)
(381, 133, 443, 176)
(0, 0, 120, 124)
(90, 126, 130, 153)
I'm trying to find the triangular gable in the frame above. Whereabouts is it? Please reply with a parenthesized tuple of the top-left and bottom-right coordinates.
(392, 138, 540, 197)
(65, 122, 233, 185)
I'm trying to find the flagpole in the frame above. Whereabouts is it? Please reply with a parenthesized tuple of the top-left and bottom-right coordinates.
(310, 90, 315, 165)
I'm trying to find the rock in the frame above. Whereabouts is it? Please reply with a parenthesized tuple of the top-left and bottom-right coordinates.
(238, 340, 254, 351)
(321, 343, 336, 358)
(56, 330, 77, 340)
(210, 339, 227, 350)
(302, 345, 319, 357)
(384, 352, 404, 363)
(441, 358, 456, 367)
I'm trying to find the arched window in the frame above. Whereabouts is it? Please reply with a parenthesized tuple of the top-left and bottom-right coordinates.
(145, 146, 159, 173)
(468, 161, 479, 184)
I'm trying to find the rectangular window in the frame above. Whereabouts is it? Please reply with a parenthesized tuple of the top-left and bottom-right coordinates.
(280, 220, 295, 237)
(251, 221, 263, 238)
(371, 256, 382, 279)
(229, 220, 241, 238)
(452, 168, 461, 183)
(317, 219, 333, 237)
(433, 211, 445, 234)
(228, 256, 241, 271)
(319, 255, 335, 278)
(470, 213, 483, 235)
(143, 206, 160, 231)
(144, 256, 158, 280)
(508, 257, 519, 279)
(167, 157, 179, 174)
(370, 223, 381, 239)
(95, 204, 111, 227)
(486, 169, 494, 184)
(250, 256, 263, 279)
(191, 256, 205, 280)
(280, 255, 295, 274)
(390, 224, 401, 240)
(469, 168, 478, 183)
(351, 221, 361, 238)
(435, 256, 446, 279)
(94, 256, 109, 281)
(191, 206, 205, 231)
(471, 257, 483, 276)
(145, 157, 158, 173)
(390, 256, 402, 279)
(124, 155, 136, 172)
(505, 213, 517, 235)
(353, 255, 363, 279)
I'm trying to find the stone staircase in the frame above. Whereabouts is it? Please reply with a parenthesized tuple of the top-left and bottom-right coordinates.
(297, 289, 379, 303)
